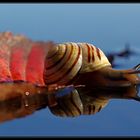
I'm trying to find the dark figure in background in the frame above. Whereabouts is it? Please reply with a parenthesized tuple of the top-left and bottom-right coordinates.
(107, 43, 135, 67)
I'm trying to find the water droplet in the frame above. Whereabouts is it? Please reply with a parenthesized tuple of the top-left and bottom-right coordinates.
(25, 103, 29, 107)
(24, 100, 29, 107)
(25, 91, 30, 96)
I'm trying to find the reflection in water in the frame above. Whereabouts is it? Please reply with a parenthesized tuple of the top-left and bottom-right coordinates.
(0, 82, 140, 123)
(0, 82, 48, 123)
(50, 85, 140, 117)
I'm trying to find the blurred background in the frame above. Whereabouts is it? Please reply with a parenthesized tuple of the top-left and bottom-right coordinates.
(0, 3, 140, 137)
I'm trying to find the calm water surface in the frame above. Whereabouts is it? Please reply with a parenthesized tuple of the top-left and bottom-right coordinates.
(0, 3, 140, 137)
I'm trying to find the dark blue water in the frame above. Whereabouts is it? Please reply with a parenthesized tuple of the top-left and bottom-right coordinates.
(0, 3, 140, 137)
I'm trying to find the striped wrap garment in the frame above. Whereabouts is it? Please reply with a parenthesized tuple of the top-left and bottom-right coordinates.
(0, 32, 111, 117)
